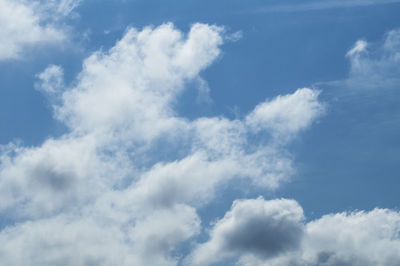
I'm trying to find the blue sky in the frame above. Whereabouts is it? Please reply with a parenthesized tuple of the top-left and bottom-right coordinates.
(0, 0, 400, 265)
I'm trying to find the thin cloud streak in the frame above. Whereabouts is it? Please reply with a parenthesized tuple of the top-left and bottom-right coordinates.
(251, 0, 400, 14)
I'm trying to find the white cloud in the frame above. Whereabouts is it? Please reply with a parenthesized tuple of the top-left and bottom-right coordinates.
(245, 88, 324, 140)
(0, 23, 324, 265)
(0, 215, 129, 266)
(55, 23, 224, 141)
(128, 204, 200, 266)
(187, 198, 400, 266)
(0, 0, 80, 61)
(5, 17, 399, 266)
(300, 209, 400, 266)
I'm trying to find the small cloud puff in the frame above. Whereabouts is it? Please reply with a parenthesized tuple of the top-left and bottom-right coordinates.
(35, 64, 64, 94)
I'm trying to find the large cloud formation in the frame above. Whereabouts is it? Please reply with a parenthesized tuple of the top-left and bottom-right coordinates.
(0, 23, 324, 265)
(2, 20, 398, 266)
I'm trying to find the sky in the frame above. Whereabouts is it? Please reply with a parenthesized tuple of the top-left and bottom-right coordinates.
(0, 0, 400, 265)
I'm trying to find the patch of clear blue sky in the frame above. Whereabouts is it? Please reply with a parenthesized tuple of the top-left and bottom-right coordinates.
(1, 0, 399, 223)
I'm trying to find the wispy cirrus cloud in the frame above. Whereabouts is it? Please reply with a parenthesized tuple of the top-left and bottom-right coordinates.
(345, 28, 400, 90)
(314, 28, 400, 91)
(252, 0, 400, 14)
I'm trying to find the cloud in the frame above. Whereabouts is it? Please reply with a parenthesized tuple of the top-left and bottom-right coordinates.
(35, 64, 65, 94)
(0, 23, 324, 265)
(344, 28, 400, 89)
(346, 40, 368, 57)
(187, 198, 400, 266)
(299, 208, 400, 266)
(0, 0, 81, 61)
(41, 0, 82, 17)
(0, 135, 123, 219)
(245, 88, 324, 141)
(54, 23, 225, 140)
(0, 215, 129, 266)
(253, 0, 400, 14)
(187, 197, 305, 265)
(316, 28, 400, 91)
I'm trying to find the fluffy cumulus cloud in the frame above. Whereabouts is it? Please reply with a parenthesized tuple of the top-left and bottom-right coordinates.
(245, 89, 324, 141)
(0, 22, 326, 265)
(187, 198, 400, 266)
(0, 0, 80, 60)
(3, 18, 398, 266)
